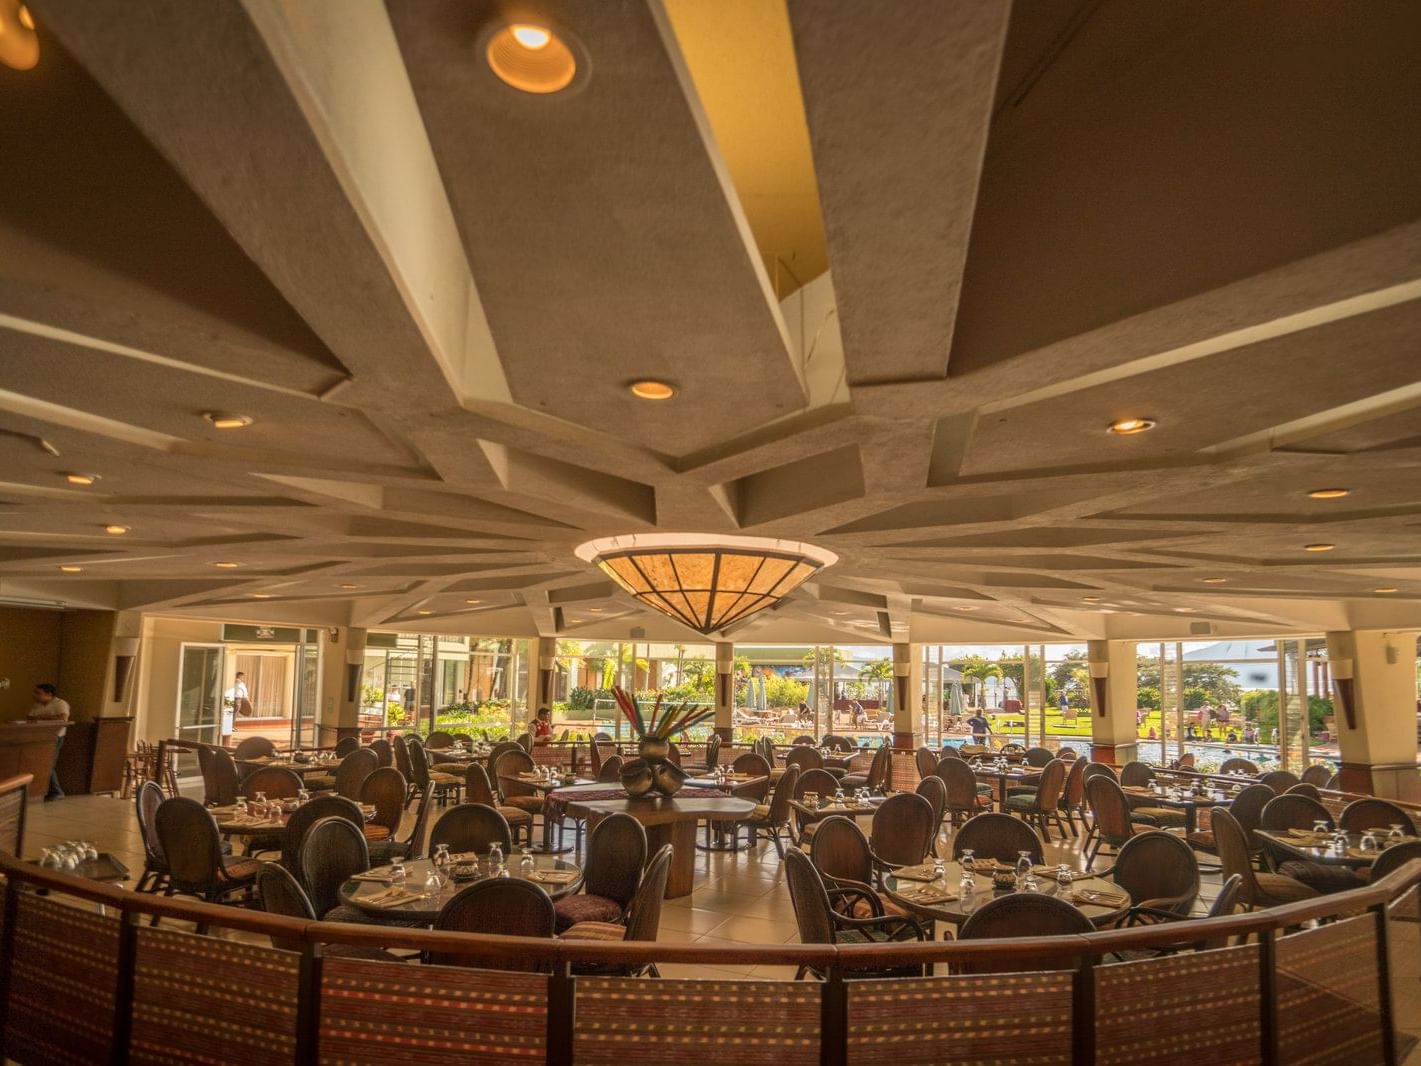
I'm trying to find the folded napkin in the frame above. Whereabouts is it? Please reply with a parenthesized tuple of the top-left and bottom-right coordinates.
(1346, 848, 1380, 860)
(223, 816, 282, 829)
(530, 869, 579, 885)
(362, 886, 423, 907)
(208, 805, 243, 816)
(1072, 888, 1128, 907)
(966, 858, 1006, 873)
(1284, 830, 1331, 844)
(349, 871, 392, 883)
(1033, 865, 1081, 882)
(892, 863, 941, 883)
(898, 884, 957, 905)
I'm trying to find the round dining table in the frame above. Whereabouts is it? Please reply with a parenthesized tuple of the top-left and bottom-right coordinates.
(882, 860, 1132, 929)
(338, 854, 583, 924)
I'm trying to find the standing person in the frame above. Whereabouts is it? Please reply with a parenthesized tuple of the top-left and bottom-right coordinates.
(221, 671, 249, 745)
(28, 683, 70, 801)
(532, 706, 553, 745)
(965, 709, 993, 746)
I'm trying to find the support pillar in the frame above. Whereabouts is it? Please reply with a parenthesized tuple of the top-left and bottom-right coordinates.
(533, 637, 556, 714)
(1088, 639, 1138, 766)
(1326, 630, 1419, 801)
(713, 643, 735, 740)
(891, 643, 922, 750)
(318, 627, 366, 746)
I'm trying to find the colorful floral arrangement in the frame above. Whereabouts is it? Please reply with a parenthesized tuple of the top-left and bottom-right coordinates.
(611, 686, 715, 739)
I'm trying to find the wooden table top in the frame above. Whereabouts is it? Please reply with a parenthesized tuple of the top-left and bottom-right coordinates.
(883, 861, 1131, 926)
(561, 794, 756, 825)
(339, 855, 582, 922)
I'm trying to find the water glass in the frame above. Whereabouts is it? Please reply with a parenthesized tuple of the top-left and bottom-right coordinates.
(252, 791, 267, 813)
(959, 849, 976, 894)
(297, 789, 311, 805)
(1016, 850, 1034, 891)
(433, 843, 451, 873)
(389, 860, 406, 887)
(1359, 831, 1379, 853)
(235, 794, 247, 814)
(423, 869, 444, 898)
(1388, 824, 1406, 843)
(520, 847, 535, 877)
(1056, 864, 1073, 892)
(488, 843, 504, 871)
(833, 788, 846, 807)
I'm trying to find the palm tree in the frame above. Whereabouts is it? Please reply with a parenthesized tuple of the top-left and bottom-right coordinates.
(959, 659, 1004, 710)
(858, 659, 895, 712)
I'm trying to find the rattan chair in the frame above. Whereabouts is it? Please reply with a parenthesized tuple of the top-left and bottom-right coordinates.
(369, 782, 434, 864)
(1259, 770, 1300, 795)
(956, 893, 1092, 974)
(1119, 761, 1154, 788)
(685, 733, 722, 776)
(431, 879, 556, 969)
(737, 764, 800, 855)
(495, 748, 543, 818)
(240, 765, 303, 800)
(952, 812, 1045, 866)
(1299, 763, 1332, 788)
(1285, 782, 1322, 800)
(913, 774, 946, 855)
(1212, 808, 1317, 908)
(840, 744, 891, 794)
(1339, 798, 1417, 835)
(1114, 873, 1244, 959)
(430, 803, 514, 857)
(1058, 756, 1088, 837)
(233, 735, 277, 760)
(154, 796, 259, 914)
(368, 738, 393, 768)
(299, 815, 376, 920)
(206, 746, 240, 807)
(1023, 746, 1053, 768)
(392, 734, 415, 791)
(596, 755, 624, 783)
(333, 736, 361, 758)
(810, 815, 906, 919)
(281, 794, 364, 875)
(553, 811, 646, 932)
(1186, 783, 1272, 860)
(935, 756, 993, 828)
(464, 763, 534, 845)
(409, 741, 462, 807)
(256, 863, 402, 960)
(822, 735, 855, 753)
(914, 746, 938, 780)
(563, 844, 674, 975)
(1083, 776, 1150, 868)
(1103, 830, 1199, 919)
(134, 780, 168, 894)
(792, 767, 843, 844)
(784, 745, 824, 773)
(1219, 757, 1259, 776)
(425, 731, 456, 750)
(1366, 840, 1421, 883)
(1003, 758, 1070, 840)
(359, 767, 406, 846)
(784, 849, 926, 980)
(1260, 793, 1332, 832)
(869, 793, 936, 878)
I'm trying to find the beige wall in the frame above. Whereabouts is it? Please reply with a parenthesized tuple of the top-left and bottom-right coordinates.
(132, 616, 225, 745)
(0, 607, 62, 720)
(57, 609, 117, 722)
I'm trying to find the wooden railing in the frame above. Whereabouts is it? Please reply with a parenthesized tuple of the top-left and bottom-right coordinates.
(0, 851, 1415, 1064)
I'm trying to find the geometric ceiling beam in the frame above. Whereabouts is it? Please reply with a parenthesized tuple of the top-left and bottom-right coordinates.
(788, 0, 1011, 383)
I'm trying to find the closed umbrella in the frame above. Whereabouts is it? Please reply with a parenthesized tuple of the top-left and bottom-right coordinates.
(949, 681, 965, 720)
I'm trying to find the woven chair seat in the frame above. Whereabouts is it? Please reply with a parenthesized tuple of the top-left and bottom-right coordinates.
(366, 840, 410, 865)
(553, 893, 624, 932)
(1006, 785, 1037, 798)
(1278, 861, 1367, 894)
(430, 771, 460, 786)
(220, 857, 261, 881)
(749, 804, 771, 821)
(850, 894, 912, 920)
(1185, 830, 1217, 853)
(361, 825, 392, 842)
(432, 763, 469, 775)
(303, 774, 336, 790)
(1004, 794, 1043, 812)
(560, 920, 627, 942)
(502, 795, 543, 812)
(498, 805, 534, 825)
(839, 773, 869, 790)
(1254, 871, 1321, 904)
(1129, 806, 1187, 827)
(1129, 812, 1159, 826)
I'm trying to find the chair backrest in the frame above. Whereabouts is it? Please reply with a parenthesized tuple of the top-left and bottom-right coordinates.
(300, 815, 371, 917)
(866, 744, 892, 792)
(1259, 770, 1300, 795)
(1300, 763, 1332, 787)
(1209, 808, 1264, 907)
(582, 812, 647, 908)
(233, 735, 276, 760)
(1229, 784, 1275, 846)
(405, 740, 435, 790)
(1119, 761, 1154, 788)
(794, 768, 840, 799)
(515, 733, 532, 752)
(208, 747, 240, 806)
(368, 738, 393, 767)
(1174, 752, 1194, 770)
(1111, 830, 1199, 916)
(495, 748, 536, 797)
(486, 741, 523, 775)
(793, 735, 816, 747)
(1260, 793, 1332, 832)
(731, 751, 772, 778)
(393, 735, 414, 779)
(1081, 762, 1118, 785)
(432, 879, 555, 968)
(914, 775, 946, 832)
(239, 766, 303, 800)
(935, 756, 983, 810)
(333, 737, 361, 758)
(334, 748, 379, 800)
(665, 742, 682, 768)
(359, 767, 407, 836)
(195, 743, 217, 804)
(404, 732, 424, 747)
(914, 747, 938, 779)
(1031, 759, 1068, 810)
(957, 893, 1093, 973)
(870, 793, 936, 867)
(1339, 798, 1416, 834)
(1369, 840, 1421, 882)
(464, 763, 498, 806)
(403, 783, 436, 860)
(1219, 757, 1259, 776)
(822, 735, 854, 753)
(1057, 747, 1077, 761)
(282, 795, 364, 874)
(136, 779, 165, 866)
(1285, 782, 1322, 800)
(785, 745, 824, 772)
(597, 754, 624, 783)
(810, 815, 874, 887)
(256, 862, 317, 951)
(703, 733, 722, 769)
(623, 844, 674, 943)
(784, 848, 837, 947)
(1061, 756, 1088, 808)
(952, 812, 1044, 864)
(1084, 775, 1134, 845)
(767, 765, 801, 824)
(1024, 746, 1053, 768)
(154, 797, 225, 891)
(430, 803, 513, 856)
(425, 731, 456, 750)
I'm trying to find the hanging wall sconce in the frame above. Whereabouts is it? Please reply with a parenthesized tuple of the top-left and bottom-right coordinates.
(1331, 658, 1357, 730)
(1089, 660, 1110, 717)
(344, 649, 365, 704)
(112, 637, 140, 702)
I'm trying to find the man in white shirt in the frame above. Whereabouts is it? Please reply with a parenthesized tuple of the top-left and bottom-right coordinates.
(221, 671, 249, 741)
(28, 683, 70, 801)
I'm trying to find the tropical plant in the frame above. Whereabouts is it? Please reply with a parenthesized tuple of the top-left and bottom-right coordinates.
(958, 657, 1004, 709)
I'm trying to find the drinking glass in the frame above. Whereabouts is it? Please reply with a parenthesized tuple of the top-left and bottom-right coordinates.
(1312, 820, 1328, 836)
(424, 869, 444, 898)
(297, 789, 311, 805)
(932, 857, 945, 883)
(833, 788, 846, 807)
(252, 791, 267, 812)
(520, 847, 535, 877)
(1016, 851, 1034, 891)
(1056, 864, 1073, 892)
(389, 860, 406, 887)
(488, 843, 504, 871)
(959, 849, 976, 894)
(1359, 831, 1379, 853)
(235, 794, 247, 815)
(1388, 824, 1406, 843)
(433, 843, 451, 874)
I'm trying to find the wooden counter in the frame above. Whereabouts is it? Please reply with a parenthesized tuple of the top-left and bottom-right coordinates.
(55, 716, 134, 796)
(0, 722, 66, 798)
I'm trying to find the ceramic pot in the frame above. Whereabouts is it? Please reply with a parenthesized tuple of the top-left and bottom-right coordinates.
(649, 759, 687, 797)
(620, 758, 656, 798)
(637, 736, 671, 761)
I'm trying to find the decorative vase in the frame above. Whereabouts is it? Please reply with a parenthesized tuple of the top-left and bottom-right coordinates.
(637, 736, 670, 761)
(620, 758, 656, 798)
(621, 737, 685, 798)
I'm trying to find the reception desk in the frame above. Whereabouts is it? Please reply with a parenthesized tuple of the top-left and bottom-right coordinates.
(0, 722, 66, 798)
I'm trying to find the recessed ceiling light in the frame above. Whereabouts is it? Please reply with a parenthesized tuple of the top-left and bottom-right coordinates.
(338, 583, 359, 590)
(251, 593, 273, 599)
(1, 3, 39, 71)
(1201, 577, 1227, 584)
(1106, 417, 1155, 436)
(104, 524, 130, 535)
(1307, 488, 1349, 499)
(1176, 607, 1196, 613)
(628, 380, 676, 401)
(1303, 543, 1335, 552)
(585, 605, 602, 611)
(63, 472, 100, 486)
(1082, 596, 1101, 603)
(1374, 586, 1398, 593)
(954, 606, 977, 611)
(58, 565, 83, 573)
(212, 561, 241, 568)
(485, 23, 576, 94)
(417, 609, 432, 616)
(204, 412, 254, 430)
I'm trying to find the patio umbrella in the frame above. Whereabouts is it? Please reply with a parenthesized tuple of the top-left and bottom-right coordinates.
(949, 681, 965, 719)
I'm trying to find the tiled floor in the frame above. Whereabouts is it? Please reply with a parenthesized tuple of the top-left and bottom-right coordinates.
(19, 786, 1421, 1056)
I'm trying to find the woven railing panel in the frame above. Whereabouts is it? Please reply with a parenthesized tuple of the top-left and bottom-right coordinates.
(0, 785, 24, 855)
(5, 892, 119, 1064)
(1276, 914, 1383, 1065)
(319, 956, 547, 1063)
(130, 926, 299, 1064)
(1095, 942, 1261, 1063)
(575, 977, 820, 1064)
(846, 971, 1074, 1064)
(1388, 883, 1419, 922)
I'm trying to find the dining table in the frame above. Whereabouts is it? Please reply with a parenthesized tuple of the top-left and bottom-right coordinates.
(882, 859, 1132, 930)
(508, 773, 595, 854)
(970, 764, 1042, 809)
(235, 755, 344, 777)
(337, 854, 583, 924)
(1255, 827, 1413, 869)
(1121, 784, 1232, 834)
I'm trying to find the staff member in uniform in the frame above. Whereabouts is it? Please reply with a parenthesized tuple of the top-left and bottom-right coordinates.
(28, 683, 70, 801)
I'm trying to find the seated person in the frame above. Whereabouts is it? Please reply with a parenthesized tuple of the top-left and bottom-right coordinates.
(531, 706, 554, 745)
